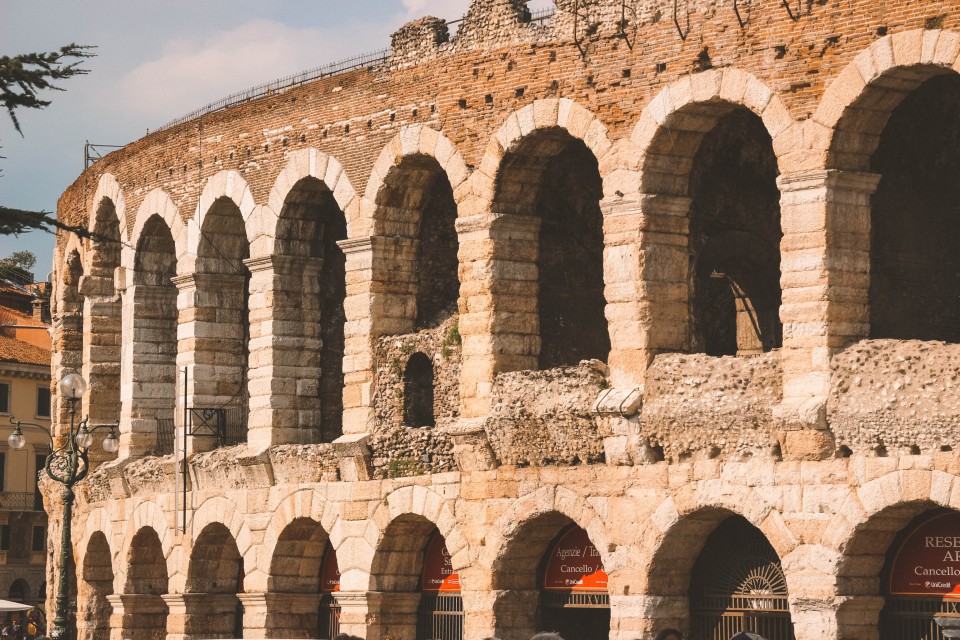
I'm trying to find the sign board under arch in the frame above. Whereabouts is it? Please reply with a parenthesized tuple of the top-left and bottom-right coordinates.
(888, 511, 960, 599)
(421, 532, 460, 593)
(543, 524, 608, 592)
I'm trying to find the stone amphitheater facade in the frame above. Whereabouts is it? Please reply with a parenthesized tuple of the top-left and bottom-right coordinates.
(49, 0, 960, 638)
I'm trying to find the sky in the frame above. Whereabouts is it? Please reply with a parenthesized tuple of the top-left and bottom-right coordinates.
(0, 0, 553, 280)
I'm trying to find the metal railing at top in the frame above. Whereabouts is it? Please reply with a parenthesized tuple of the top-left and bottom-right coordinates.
(155, 5, 557, 133)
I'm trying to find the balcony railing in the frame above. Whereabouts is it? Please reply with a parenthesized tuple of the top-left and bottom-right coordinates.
(156, 406, 248, 455)
(0, 492, 44, 512)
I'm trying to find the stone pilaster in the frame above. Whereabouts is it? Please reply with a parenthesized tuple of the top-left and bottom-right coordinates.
(239, 592, 322, 639)
(173, 272, 249, 454)
(119, 283, 177, 458)
(456, 213, 542, 418)
(339, 236, 420, 434)
(162, 593, 241, 640)
(776, 170, 881, 459)
(80, 269, 121, 466)
(244, 256, 323, 449)
(106, 593, 167, 640)
(335, 590, 421, 640)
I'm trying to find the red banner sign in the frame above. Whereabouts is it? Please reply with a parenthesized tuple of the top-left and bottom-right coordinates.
(889, 511, 960, 599)
(543, 525, 608, 592)
(320, 543, 340, 593)
(421, 532, 460, 592)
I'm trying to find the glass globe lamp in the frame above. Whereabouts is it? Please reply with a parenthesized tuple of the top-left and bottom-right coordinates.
(7, 428, 24, 451)
(101, 430, 120, 454)
(59, 373, 87, 401)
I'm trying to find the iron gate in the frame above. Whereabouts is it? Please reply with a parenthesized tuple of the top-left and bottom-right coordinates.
(880, 598, 960, 640)
(319, 593, 340, 639)
(417, 593, 463, 640)
(690, 517, 795, 640)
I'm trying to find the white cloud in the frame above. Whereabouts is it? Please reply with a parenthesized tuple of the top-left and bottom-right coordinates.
(401, 0, 471, 20)
(114, 19, 388, 123)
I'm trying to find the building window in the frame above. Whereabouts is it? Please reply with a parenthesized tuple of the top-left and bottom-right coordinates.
(0, 453, 5, 492)
(1, 526, 10, 551)
(31, 526, 45, 552)
(0, 382, 9, 414)
(36, 386, 50, 419)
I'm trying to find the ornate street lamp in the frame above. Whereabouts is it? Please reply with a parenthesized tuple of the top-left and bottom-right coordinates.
(7, 372, 119, 640)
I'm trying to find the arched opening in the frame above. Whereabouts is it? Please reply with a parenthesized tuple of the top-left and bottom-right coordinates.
(186, 523, 243, 639)
(688, 110, 782, 356)
(319, 544, 341, 639)
(267, 517, 331, 638)
(492, 127, 609, 370)
(123, 527, 168, 640)
(192, 197, 251, 448)
(403, 352, 434, 427)
(130, 215, 178, 454)
(8, 578, 27, 602)
(84, 197, 122, 457)
(78, 532, 113, 640)
(374, 154, 460, 331)
(689, 516, 793, 639)
(491, 513, 609, 640)
(868, 73, 960, 342)
(271, 177, 347, 443)
(369, 515, 461, 640)
(877, 508, 960, 639)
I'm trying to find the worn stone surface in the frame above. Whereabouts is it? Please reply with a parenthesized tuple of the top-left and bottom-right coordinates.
(45, 1, 960, 638)
(484, 361, 608, 466)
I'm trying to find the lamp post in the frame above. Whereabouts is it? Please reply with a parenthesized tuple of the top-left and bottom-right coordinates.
(7, 372, 119, 640)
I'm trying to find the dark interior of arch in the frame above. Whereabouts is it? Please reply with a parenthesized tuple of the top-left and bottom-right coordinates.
(278, 178, 347, 442)
(269, 517, 328, 593)
(496, 129, 610, 369)
(688, 109, 782, 357)
(7, 579, 26, 601)
(197, 198, 251, 417)
(92, 198, 121, 272)
(870, 73, 960, 342)
(133, 216, 178, 422)
(403, 352, 435, 427)
(369, 515, 437, 592)
(64, 251, 83, 313)
(126, 527, 167, 595)
(376, 155, 460, 330)
(187, 523, 243, 593)
(81, 532, 114, 638)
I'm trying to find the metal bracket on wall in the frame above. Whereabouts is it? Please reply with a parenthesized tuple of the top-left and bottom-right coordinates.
(733, 0, 747, 28)
(674, 0, 690, 40)
(782, 0, 801, 21)
(618, 0, 638, 49)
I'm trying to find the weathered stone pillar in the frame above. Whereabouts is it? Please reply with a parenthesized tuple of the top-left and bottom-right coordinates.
(119, 283, 176, 458)
(460, 584, 497, 639)
(835, 595, 885, 640)
(106, 593, 167, 640)
(491, 588, 539, 639)
(634, 194, 694, 363)
(339, 236, 419, 434)
(239, 592, 322, 639)
(335, 590, 421, 640)
(51, 300, 83, 442)
(245, 256, 323, 449)
(163, 593, 241, 640)
(456, 213, 541, 418)
(80, 268, 121, 465)
(174, 272, 248, 454)
(776, 170, 880, 459)
(613, 594, 688, 639)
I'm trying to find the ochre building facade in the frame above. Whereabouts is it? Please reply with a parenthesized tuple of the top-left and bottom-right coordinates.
(50, 0, 960, 638)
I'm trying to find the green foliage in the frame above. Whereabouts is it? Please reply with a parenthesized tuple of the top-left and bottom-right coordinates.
(441, 322, 461, 358)
(2, 250, 35, 270)
(0, 44, 94, 135)
(387, 458, 425, 478)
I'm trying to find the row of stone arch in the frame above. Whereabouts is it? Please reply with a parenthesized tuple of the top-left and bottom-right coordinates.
(71, 466, 960, 639)
(57, 29, 960, 455)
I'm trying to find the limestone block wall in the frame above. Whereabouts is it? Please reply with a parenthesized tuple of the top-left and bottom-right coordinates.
(45, 0, 960, 638)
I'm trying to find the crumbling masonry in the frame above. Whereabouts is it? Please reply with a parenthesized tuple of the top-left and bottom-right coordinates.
(49, 0, 960, 638)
